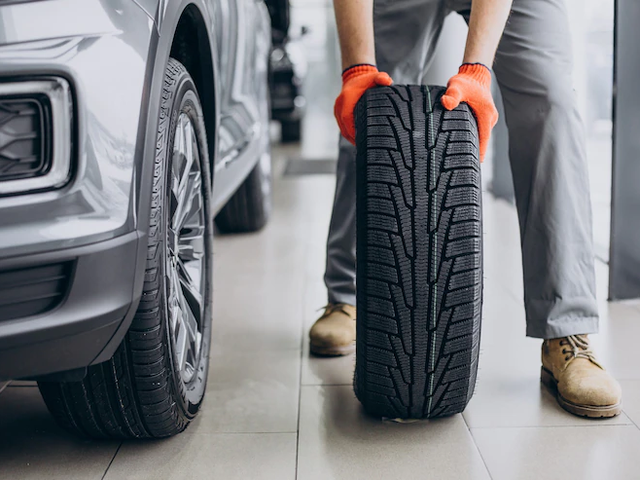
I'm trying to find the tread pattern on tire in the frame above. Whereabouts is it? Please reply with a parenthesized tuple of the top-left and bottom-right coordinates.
(354, 85, 482, 419)
(38, 59, 211, 439)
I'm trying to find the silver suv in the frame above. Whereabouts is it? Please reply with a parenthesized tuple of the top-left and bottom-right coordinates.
(0, 0, 272, 438)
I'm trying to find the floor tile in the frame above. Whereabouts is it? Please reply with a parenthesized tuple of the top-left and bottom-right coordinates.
(618, 380, 640, 428)
(0, 387, 118, 480)
(301, 342, 354, 387)
(213, 178, 319, 277)
(482, 194, 524, 298)
(475, 286, 538, 382)
(472, 425, 640, 480)
(297, 386, 491, 480)
(195, 350, 300, 433)
(105, 433, 296, 480)
(588, 302, 640, 380)
(588, 262, 640, 380)
(213, 226, 307, 277)
(211, 270, 304, 353)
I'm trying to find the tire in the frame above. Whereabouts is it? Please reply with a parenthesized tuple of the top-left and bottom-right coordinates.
(215, 149, 272, 233)
(354, 85, 482, 419)
(38, 58, 214, 439)
(280, 118, 301, 143)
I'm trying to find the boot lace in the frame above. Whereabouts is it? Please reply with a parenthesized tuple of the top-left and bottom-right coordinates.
(559, 335, 601, 367)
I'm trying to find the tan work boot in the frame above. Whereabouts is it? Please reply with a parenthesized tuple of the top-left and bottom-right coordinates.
(309, 304, 356, 356)
(541, 335, 622, 418)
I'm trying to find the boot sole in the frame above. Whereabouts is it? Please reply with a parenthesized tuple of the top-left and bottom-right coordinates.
(310, 342, 355, 357)
(541, 366, 622, 418)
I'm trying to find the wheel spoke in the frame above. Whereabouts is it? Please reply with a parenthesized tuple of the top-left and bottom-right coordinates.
(177, 275, 199, 370)
(175, 316, 188, 373)
(178, 258, 203, 319)
(173, 171, 201, 232)
(169, 266, 182, 329)
(178, 224, 205, 263)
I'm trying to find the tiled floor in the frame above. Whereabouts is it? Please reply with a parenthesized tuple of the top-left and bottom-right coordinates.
(1, 1, 637, 479)
(2, 164, 640, 480)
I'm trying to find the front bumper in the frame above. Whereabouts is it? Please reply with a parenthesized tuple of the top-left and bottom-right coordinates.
(0, 232, 140, 380)
(0, 0, 156, 379)
(0, 0, 154, 257)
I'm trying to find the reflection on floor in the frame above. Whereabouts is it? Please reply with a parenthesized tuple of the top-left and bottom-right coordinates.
(0, 1, 633, 479)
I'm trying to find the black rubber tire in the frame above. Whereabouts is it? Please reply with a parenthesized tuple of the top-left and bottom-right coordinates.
(215, 151, 272, 233)
(38, 58, 214, 439)
(354, 85, 482, 419)
(280, 118, 301, 143)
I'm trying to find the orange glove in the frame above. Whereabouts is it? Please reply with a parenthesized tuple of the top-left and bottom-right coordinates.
(334, 64, 393, 144)
(441, 63, 498, 162)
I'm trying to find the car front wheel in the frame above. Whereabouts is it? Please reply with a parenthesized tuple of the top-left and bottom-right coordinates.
(38, 58, 213, 439)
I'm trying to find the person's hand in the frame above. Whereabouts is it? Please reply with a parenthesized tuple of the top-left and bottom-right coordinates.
(441, 63, 498, 162)
(334, 64, 393, 144)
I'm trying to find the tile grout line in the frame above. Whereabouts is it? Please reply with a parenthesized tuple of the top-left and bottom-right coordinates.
(180, 431, 299, 435)
(468, 423, 636, 430)
(294, 240, 310, 480)
(101, 441, 122, 480)
(302, 383, 351, 387)
(620, 407, 640, 432)
(462, 414, 494, 480)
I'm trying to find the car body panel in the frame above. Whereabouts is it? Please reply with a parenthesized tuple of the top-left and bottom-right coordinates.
(0, 0, 271, 379)
(0, 0, 153, 257)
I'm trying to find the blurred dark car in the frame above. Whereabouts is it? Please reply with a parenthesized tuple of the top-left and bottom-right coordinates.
(266, 0, 307, 142)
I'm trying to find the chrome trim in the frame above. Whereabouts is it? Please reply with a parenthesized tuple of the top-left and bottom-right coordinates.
(0, 78, 72, 195)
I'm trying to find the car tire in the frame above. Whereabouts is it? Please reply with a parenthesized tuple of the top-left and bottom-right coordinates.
(280, 118, 301, 143)
(354, 85, 482, 419)
(215, 145, 272, 234)
(38, 58, 214, 439)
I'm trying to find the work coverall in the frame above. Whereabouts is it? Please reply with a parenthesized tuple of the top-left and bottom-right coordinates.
(324, 0, 599, 338)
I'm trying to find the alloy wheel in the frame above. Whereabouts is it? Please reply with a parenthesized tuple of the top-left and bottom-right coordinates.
(167, 112, 206, 384)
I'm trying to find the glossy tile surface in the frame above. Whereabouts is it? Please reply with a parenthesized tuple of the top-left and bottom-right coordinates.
(199, 350, 301, 433)
(105, 433, 297, 480)
(472, 426, 640, 480)
(0, 387, 119, 480)
(297, 386, 491, 480)
(617, 380, 640, 427)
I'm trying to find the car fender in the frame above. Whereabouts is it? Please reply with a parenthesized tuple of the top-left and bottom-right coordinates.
(93, 0, 221, 363)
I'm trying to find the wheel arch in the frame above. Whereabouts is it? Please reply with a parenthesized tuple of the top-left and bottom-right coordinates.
(169, 4, 218, 179)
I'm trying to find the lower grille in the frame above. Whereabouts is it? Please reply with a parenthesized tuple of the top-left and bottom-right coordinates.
(0, 262, 73, 322)
(0, 95, 51, 182)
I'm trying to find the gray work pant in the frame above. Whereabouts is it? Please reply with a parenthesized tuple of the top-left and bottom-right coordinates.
(324, 0, 599, 339)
